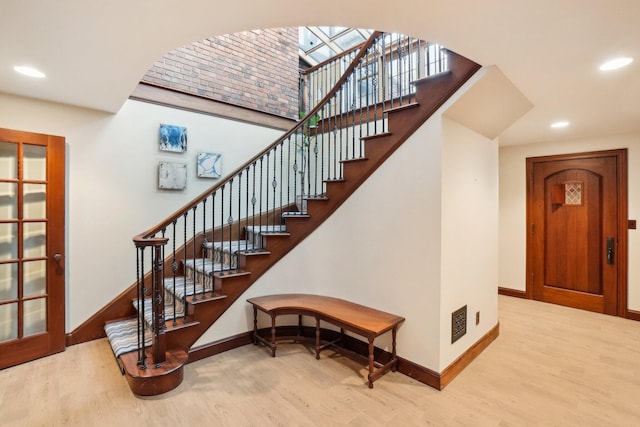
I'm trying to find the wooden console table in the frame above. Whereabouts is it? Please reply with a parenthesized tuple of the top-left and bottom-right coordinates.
(247, 294, 405, 388)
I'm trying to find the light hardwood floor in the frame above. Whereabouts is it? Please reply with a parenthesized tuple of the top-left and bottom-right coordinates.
(1, 295, 640, 426)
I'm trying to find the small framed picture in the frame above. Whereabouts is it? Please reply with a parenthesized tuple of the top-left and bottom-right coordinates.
(197, 152, 222, 179)
(158, 161, 187, 190)
(159, 124, 187, 153)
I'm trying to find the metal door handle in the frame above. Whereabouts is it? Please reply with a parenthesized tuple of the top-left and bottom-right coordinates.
(54, 253, 62, 262)
(606, 237, 614, 265)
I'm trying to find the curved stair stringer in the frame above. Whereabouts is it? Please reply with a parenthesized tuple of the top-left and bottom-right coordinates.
(151, 50, 481, 358)
(116, 51, 480, 395)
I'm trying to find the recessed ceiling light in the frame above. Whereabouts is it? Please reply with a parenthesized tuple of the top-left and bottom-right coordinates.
(14, 65, 45, 78)
(551, 121, 570, 129)
(599, 57, 633, 71)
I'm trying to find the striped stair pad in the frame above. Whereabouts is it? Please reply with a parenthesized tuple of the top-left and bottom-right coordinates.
(104, 318, 152, 358)
(183, 259, 226, 291)
(202, 240, 255, 268)
(245, 224, 287, 247)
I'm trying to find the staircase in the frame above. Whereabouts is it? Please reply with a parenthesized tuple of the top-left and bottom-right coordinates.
(100, 33, 480, 396)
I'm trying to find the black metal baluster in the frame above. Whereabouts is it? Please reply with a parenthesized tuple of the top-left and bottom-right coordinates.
(278, 141, 284, 225)
(245, 166, 250, 249)
(272, 148, 277, 223)
(358, 58, 365, 154)
(228, 178, 234, 271)
(220, 183, 225, 273)
(171, 221, 177, 326)
(210, 191, 216, 294)
(286, 137, 291, 212)
(265, 152, 270, 225)
(136, 247, 146, 369)
(313, 122, 319, 197)
(251, 163, 257, 229)
(200, 198, 207, 300)
(381, 34, 388, 133)
(191, 206, 197, 299)
(259, 157, 263, 228)
(238, 170, 243, 253)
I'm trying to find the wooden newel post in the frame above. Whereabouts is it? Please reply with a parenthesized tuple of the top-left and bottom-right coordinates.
(152, 245, 166, 365)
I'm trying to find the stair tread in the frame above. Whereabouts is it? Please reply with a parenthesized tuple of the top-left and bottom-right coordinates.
(245, 225, 286, 233)
(163, 275, 212, 299)
(133, 298, 185, 326)
(202, 239, 256, 251)
(104, 317, 152, 358)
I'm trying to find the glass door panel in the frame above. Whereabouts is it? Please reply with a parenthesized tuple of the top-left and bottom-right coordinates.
(0, 262, 18, 299)
(0, 223, 18, 261)
(0, 182, 18, 219)
(23, 298, 47, 336)
(23, 222, 47, 258)
(23, 260, 46, 296)
(0, 142, 17, 179)
(0, 303, 18, 341)
(23, 144, 47, 181)
(23, 183, 46, 219)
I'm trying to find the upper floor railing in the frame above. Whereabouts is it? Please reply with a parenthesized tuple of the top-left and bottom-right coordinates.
(132, 31, 450, 369)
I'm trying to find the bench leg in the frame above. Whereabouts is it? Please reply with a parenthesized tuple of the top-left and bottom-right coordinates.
(270, 314, 277, 357)
(367, 338, 375, 388)
(391, 327, 397, 372)
(252, 306, 258, 345)
(315, 317, 321, 360)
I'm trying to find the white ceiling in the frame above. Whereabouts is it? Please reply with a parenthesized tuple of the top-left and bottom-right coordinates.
(2, 0, 639, 146)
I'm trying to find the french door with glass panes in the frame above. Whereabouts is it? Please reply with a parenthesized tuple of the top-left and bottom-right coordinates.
(0, 128, 65, 369)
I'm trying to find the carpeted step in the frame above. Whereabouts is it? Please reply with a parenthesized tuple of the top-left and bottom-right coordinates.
(163, 275, 207, 300)
(104, 317, 152, 359)
(132, 296, 186, 330)
(245, 224, 287, 247)
(183, 258, 226, 290)
(202, 240, 255, 268)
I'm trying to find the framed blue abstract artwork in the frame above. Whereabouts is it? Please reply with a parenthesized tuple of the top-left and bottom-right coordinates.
(197, 152, 222, 178)
(159, 124, 187, 153)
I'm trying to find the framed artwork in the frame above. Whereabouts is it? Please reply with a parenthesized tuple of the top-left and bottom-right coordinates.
(159, 124, 187, 153)
(197, 152, 222, 178)
(158, 161, 187, 190)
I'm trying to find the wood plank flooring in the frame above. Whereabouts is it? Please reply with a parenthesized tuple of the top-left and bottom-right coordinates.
(1, 295, 639, 426)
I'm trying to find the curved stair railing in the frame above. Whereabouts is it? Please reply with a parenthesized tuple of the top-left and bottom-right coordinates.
(131, 31, 450, 369)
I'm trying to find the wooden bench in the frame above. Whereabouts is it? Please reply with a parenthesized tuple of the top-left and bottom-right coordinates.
(246, 294, 405, 388)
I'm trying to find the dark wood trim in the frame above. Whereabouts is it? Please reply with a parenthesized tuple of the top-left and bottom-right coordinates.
(194, 322, 498, 392)
(498, 287, 527, 298)
(396, 323, 500, 390)
(627, 310, 640, 322)
(440, 322, 500, 389)
(130, 83, 295, 131)
(396, 357, 441, 389)
(525, 149, 629, 317)
(616, 149, 629, 318)
(188, 331, 253, 363)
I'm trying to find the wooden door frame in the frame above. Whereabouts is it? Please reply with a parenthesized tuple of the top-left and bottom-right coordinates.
(525, 149, 629, 318)
(0, 128, 66, 368)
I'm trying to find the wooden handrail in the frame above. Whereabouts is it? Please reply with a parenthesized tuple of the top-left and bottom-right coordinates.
(132, 31, 383, 245)
(301, 42, 366, 75)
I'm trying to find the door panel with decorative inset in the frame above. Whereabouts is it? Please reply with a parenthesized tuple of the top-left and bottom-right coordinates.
(527, 151, 625, 315)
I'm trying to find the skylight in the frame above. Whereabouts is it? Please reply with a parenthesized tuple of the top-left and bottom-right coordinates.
(299, 27, 373, 66)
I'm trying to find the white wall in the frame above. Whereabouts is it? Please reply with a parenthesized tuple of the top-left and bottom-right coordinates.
(0, 93, 283, 330)
(440, 118, 498, 368)
(499, 133, 640, 312)
(200, 71, 500, 372)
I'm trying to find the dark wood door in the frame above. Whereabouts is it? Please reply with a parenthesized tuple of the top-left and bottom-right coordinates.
(527, 150, 627, 315)
(0, 128, 66, 369)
